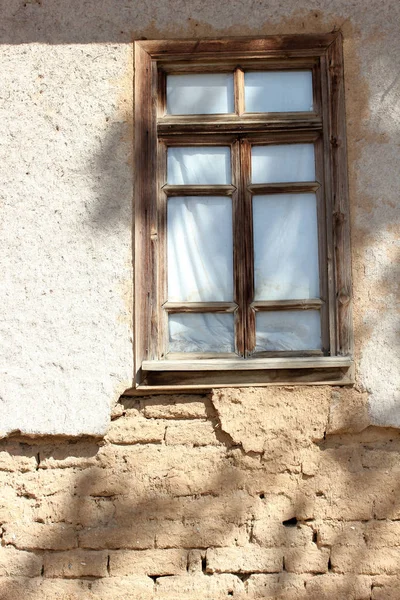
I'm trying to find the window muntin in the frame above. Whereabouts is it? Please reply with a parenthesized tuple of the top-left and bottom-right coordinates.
(134, 35, 353, 390)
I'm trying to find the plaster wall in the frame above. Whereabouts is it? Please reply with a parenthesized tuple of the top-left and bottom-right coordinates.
(0, 0, 399, 436)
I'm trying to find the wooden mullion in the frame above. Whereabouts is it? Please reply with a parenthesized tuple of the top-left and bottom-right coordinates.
(239, 139, 255, 356)
(163, 302, 237, 313)
(157, 142, 168, 359)
(234, 67, 245, 116)
(252, 299, 323, 311)
(320, 53, 337, 355)
(315, 133, 330, 355)
(312, 58, 323, 116)
(249, 182, 320, 195)
(162, 184, 236, 197)
(327, 34, 353, 357)
(157, 69, 167, 118)
(232, 140, 245, 356)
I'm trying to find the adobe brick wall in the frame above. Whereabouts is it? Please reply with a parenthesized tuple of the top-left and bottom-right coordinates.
(1, 388, 400, 599)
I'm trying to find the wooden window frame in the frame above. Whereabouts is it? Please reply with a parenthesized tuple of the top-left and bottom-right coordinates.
(131, 33, 353, 393)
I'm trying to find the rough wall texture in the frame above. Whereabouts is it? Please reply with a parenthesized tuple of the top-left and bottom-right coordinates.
(1, 391, 400, 599)
(1, 3, 400, 596)
(0, 0, 399, 435)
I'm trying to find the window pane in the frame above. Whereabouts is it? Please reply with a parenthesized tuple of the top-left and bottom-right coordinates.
(256, 310, 321, 351)
(167, 73, 234, 115)
(168, 197, 233, 302)
(253, 193, 319, 300)
(168, 313, 235, 353)
(168, 147, 231, 184)
(245, 71, 313, 113)
(251, 144, 315, 183)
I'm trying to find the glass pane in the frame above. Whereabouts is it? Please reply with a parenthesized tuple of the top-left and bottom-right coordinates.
(168, 147, 231, 184)
(168, 197, 233, 302)
(253, 194, 319, 300)
(168, 313, 235, 353)
(251, 144, 315, 184)
(256, 310, 321, 351)
(167, 73, 234, 115)
(244, 71, 313, 113)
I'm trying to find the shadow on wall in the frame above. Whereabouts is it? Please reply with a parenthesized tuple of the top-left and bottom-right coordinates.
(2, 393, 400, 598)
(1, 2, 400, 598)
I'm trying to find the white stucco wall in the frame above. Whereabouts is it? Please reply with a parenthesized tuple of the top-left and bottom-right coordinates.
(0, 0, 399, 436)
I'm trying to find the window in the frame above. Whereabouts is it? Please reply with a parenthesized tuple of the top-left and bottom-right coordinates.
(133, 34, 353, 392)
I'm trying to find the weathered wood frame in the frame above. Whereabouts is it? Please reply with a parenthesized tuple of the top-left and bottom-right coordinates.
(132, 33, 353, 393)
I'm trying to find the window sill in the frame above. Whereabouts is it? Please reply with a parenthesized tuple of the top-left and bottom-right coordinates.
(127, 356, 354, 394)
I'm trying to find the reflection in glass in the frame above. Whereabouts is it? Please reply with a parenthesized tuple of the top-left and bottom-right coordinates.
(167, 73, 234, 115)
(168, 147, 231, 184)
(245, 71, 313, 113)
(252, 144, 315, 184)
(256, 310, 321, 351)
(253, 194, 319, 300)
(169, 313, 235, 353)
(168, 197, 233, 302)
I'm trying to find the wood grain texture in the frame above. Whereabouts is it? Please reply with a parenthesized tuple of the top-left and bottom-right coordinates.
(137, 35, 339, 60)
(142, 356, 352, 371)
(327, 34, 353, 357)
(232, 140, 245, 356)
(163, 302, 237, 313)
(157, 142, 168, 359)
(162, 184, 236, 196)
(158, 114, 322, 136)
(315, 133, 330, 355)
(159, 58, 318, 74)
(139, 365, 353, 389)
(252, 299, 323, 311)
(234, 67, 245, 116)
(134, 43, 158, 385)
(249, 182, 320, 194)
(240, 139, 255, 355)
(134, 33, 352, 390)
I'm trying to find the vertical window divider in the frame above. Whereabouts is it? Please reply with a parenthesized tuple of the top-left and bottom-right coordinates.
(232, 140, 245, 356)
(239, 139, 255, 356)
(315, 134, 330, 355)
(157, 141, 168, 359)
(320, 53, 338, 355)
(234, 67, 245, 116)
